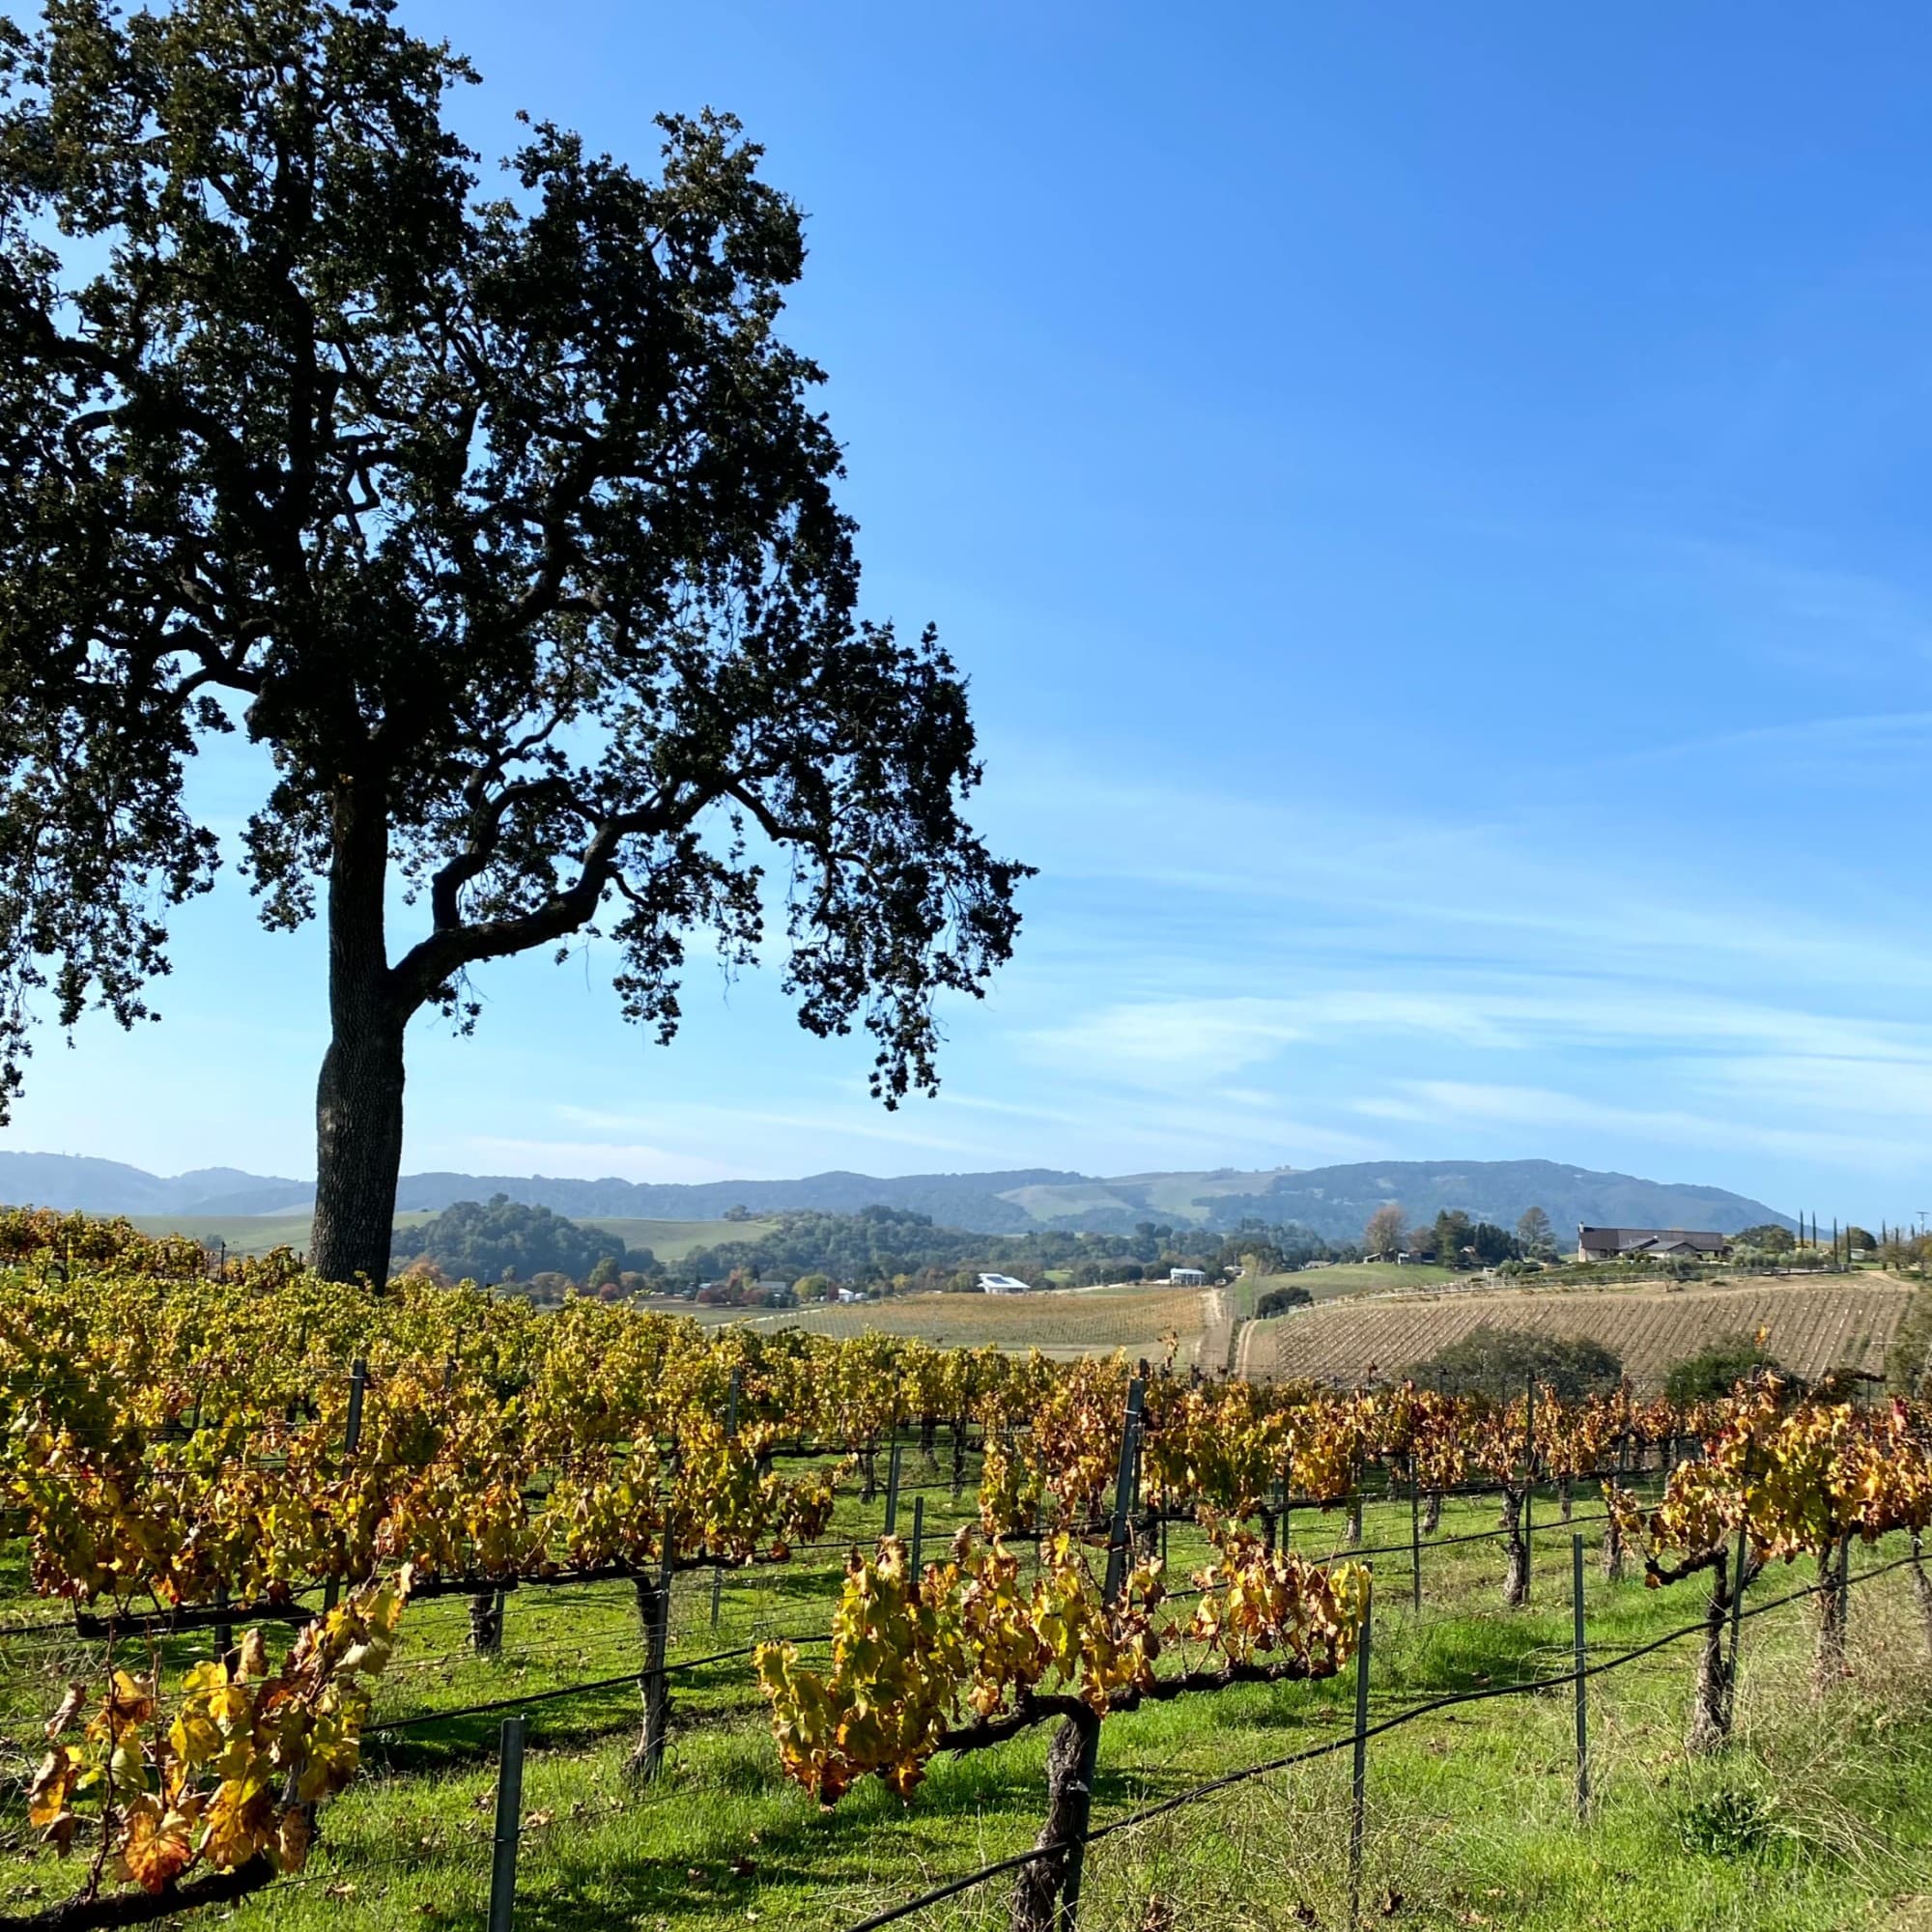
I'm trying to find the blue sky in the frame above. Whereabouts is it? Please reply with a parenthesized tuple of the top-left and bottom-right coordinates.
(18, 3, 1932, 1221)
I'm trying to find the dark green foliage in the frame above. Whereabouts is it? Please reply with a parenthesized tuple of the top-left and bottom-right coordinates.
(1735, 1223, 1797, 1255)
(1255, 1285, 1313, 1318)
(1886, 1287, 1932, 1398)
(395, 1194, 650, 1289)
(672, 1208, 1338, 1293)
(0, 0, 1026, 1281)
(1405, 1324, 1625, 1400)
(1662, 1332, 1781, 1404)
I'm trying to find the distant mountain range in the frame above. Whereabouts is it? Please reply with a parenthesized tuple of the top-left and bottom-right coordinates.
(0, 1151, 1792, 1243)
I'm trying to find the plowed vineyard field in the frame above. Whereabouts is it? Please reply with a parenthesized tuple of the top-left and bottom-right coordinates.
(737, 1282, 1211, 1361)
(1237, 1273, 1916, 1390)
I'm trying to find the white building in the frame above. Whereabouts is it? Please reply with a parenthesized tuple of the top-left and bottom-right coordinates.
(1167, 1266, 1207, 1286)
(978, 1271, 1031, 1294)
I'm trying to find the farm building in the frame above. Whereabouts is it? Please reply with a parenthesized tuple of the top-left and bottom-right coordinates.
(978, 1271, 1032, 1293)
(1577, 1226, 1730, 1262)
(1167, 1266, 1207, 1286)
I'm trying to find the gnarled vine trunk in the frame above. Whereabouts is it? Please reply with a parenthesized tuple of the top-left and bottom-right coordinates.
(1009, 1706, 1100, 1932)
(629, 1573, 672, 1777)
(469, 1590, 503, 1654)
(1910, 1531, 1932, 1651)
(1687, 1550, 1736, 1754)
(1423, 1488, 1442, 1536)
(1601, 1508, 1626, 1583)
(1813, 1534, 1851, 1689)
(1500, 1487, 1528, 1608)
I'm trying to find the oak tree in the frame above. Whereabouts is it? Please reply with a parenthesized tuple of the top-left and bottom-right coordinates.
(0, 0, 1026, 1281)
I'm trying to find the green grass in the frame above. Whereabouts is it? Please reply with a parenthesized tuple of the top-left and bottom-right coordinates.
(2, 1477, 1928, 1929)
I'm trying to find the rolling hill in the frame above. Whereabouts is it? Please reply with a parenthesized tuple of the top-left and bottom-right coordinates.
(0, 1150, 1790, 1244)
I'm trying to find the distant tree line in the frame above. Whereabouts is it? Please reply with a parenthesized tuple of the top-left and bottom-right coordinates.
(672, 1210, 1346, 1296)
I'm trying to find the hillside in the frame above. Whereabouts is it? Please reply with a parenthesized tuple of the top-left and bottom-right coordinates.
(0, 1151, 1791, 1241)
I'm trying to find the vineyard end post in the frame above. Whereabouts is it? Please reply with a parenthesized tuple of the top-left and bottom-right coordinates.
(1348, 1565, 1375, 1932)
(488, 1714, 526, 1932)
(1571, 1534, 1589, 1817)
(324, 1358, 368, 1614)
(1057, 1375, 1146, 1932)
(885, 1438, 902, 1537)
(911, 1493, 924, 1574)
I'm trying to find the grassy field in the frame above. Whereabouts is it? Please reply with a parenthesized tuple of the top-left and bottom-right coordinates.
(730, 1282, 1214, 1364)
(1237, 1272, 1916, 1390)
(3, 1462, 1927, 1930)
(124, 1211, 777, 1264)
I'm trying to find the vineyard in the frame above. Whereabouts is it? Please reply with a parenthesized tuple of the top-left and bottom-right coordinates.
(1238, 1275, 1915, 1391)
(734, 1283, 1214, 1360)
(0, 1215, 1928, 1932)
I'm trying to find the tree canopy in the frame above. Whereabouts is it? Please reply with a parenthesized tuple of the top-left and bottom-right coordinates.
(1404, 1325, 1625, 1401)
(0, 0, 1026, 1281)
(395, 1193, 645, 1289)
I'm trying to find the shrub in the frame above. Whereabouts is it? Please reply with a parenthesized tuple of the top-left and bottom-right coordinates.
(1406, 1325, 1624, 1400)
(1256, 1286, 1314, 1319)
(1662, 1331, 1780, 1404)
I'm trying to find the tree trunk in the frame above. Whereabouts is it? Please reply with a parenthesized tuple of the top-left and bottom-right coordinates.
(1557, 1475, 1573, 1521)
(1009, 1706, 1100, 1932)
(1423, 1488, 1442, 1536)
(1347, 1493, 1364, 1548)
(1500, 1487, 1528, 1608)
(859, 1445, 878, 1505)
(1687, 1551, 1735, 1754)
(310, 784, 407, 1286)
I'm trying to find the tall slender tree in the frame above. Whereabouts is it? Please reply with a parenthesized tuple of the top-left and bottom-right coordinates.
(0, 0, 1027, 1281)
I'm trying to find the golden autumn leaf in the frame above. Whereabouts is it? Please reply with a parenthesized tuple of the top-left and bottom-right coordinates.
(116, 1795, 196, 1894)
(201, 1774, 274, 1871)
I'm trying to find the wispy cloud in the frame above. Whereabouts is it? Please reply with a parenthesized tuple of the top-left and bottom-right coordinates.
(1356, 1080, 1911, 1174)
